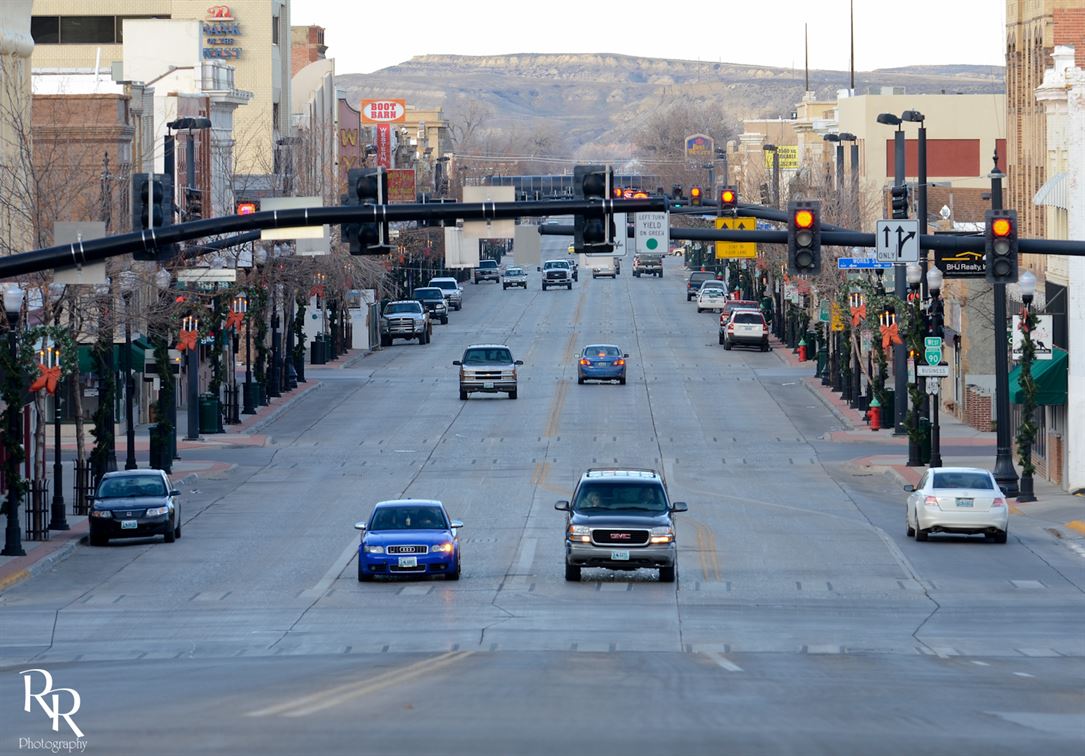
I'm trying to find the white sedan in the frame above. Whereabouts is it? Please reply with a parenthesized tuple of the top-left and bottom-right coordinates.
(904, 467, 1009, 543)
(696, 287, 728, 313)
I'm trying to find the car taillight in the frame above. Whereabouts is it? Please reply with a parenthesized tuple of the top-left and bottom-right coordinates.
(727, 324, 735, 332)
(614, 359, 625, 366)
(579, 358, 590, 366)
(992, 497, 1006, 508)
(924, 496, 940, 507)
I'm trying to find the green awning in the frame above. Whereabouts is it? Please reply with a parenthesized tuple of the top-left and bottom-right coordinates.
(77, 341, 148, 374)
(1009, 347, 1068, 405)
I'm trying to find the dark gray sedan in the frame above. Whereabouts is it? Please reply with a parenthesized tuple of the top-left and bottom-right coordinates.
(88, 470, 182, 545)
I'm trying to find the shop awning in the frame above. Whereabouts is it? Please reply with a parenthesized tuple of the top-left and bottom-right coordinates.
(1009, 347, 1068, 405)
(1033, 171, 1069, 210)
(77, 340, 149, 374)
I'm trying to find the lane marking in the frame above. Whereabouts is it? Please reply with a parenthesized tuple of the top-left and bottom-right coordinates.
(246, 651, 471, 718)
(704, 651, 743, 672)
(1012, 672, 1035, 678)
(1065, 520, 1085, 537)
(544, 381, 568, 439)
(513, 537, 537, 575)
(299, 535, 363, 601)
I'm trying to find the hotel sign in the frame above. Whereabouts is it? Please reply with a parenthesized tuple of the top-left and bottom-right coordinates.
(203, 5, 242, 59)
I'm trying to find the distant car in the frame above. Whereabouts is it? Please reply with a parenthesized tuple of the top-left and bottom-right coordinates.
(355, 500, 463, 581)
(696, 287, 728, 313)
(502, 266, 528, 289)
(428, 277, 463, 310)
(380, 300, 431, 345)
(686, 271, 718, 301)
(698, 279, 727, 293)
(577, 344, 628, 385)
(89, 470, 182, 546)
(473, 259, 500, 284)
(413, 287, 449, 324)
(721, 309, 770, 351)
(721, 299, 761, 321)
(905, 468, 1009, 543)
(454, 344, 523, 400)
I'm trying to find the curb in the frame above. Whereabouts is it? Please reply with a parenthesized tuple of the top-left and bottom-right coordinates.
(803, 376, 861, 431)
(238, 380, 324, 434)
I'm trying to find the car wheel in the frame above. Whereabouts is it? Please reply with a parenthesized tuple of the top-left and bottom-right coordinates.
(657, 271, 662, 277)
(503, 284, 508, 289)
(508, 389, 518, 400)
(761, 343, 769, 352)
(659, 565, 676, 583)
(635, 272, 641, 278)
(991, 529, 1008, 544)
(164, 518, 176, 543)
(723, 341, 732, 351)
(459, 388, 468, 401)
(89, 532, 108, 547)
(456, 303, 462, 311)
(906, 518, 915, 538)
(441, 316, 448, 325)
(567, 283, 572, 290)
(358, 568, 374, 582)
(542, 284, 547, 290)
(446, 559, 461, 580)
(564, 563, 581, 582)
(174, 519, 182, 539)
(915, 527, 929, 542)
(619, 376, 626, 385)
(697, 307, 704, 313)
(719, 334, 725, 345)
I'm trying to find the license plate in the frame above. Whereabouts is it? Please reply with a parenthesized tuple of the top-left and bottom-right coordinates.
(121, 520, 138, 530)
(956, 498, 974, 507)
(483, 381, 494, 389)
(610, 550, 630, 561)
(592, 362, 605, 367)
(397, 556, 418, 568)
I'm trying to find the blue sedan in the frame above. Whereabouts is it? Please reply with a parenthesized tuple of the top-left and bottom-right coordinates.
(356, 500, 462, 581)
(577, 344, 628, 385)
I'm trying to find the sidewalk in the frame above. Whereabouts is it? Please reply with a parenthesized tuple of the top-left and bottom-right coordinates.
(0, 350, 362, 593)
(770, 333, 1085, 532)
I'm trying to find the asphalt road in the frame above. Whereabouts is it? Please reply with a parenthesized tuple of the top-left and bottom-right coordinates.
(2, 242, 1083, 755)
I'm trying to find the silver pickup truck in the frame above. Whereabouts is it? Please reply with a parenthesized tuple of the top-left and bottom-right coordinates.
(633, 253, 663, 277)
(539, 259, 573, 290)
(379, 300, 431, 346)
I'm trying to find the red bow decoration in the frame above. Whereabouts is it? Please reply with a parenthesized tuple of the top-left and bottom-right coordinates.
(309, 284, 326, 299)
(225, 310, 245, 331)
(176, 329, 198, 352)
(880, 322, 902, 349)
(1019, 308, 1031, 332)
(849, 304, 867, 327)
(29, 364, 62, 395)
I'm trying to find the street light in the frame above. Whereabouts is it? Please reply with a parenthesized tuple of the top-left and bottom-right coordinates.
(927, 266, 945, 468)
(119, 270, 138, 470)
(183, 313, 200, 441)
(1017, 270, 1039, 503)
(905, 261, 924, 466)
(238, 292, 255, 415)
(45, 284, 69, 532)
(2, 285, 26, 556)
(877, 112, 908, 440)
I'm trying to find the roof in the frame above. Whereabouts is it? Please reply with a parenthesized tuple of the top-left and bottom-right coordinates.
(102, 470, 166, 479)
(465, 343, 512, 349)
(581, 468, 662, 482)
(374, 499, 444, 508)
(928, 467, 995, 475)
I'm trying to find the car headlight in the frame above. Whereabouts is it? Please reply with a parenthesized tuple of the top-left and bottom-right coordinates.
(90, 509, 112, 519)
(567, 525, 591, 543)
(431, 542, 454, 554)
(363, 545, 384, 554)
(145, 506, 170, 517)
(649, 526, 675, 544)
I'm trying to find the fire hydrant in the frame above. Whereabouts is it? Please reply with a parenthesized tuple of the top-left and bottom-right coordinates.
(868, 397, 881, 432)
(798, 338, 807, 362)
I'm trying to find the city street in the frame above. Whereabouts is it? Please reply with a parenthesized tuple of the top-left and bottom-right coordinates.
(2, 246, 1083, 755)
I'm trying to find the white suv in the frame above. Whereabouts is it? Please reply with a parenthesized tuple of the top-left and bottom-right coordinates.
(428, 277, 463, 310)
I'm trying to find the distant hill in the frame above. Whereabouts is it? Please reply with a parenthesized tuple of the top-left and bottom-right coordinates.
(336, 53, 1004, 156)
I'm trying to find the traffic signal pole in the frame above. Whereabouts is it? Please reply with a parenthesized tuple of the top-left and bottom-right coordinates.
(989, 162, 1020, 496)
(892, 127, 908, 437)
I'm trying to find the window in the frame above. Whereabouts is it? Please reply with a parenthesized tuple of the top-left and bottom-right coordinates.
(369, 507, 446, 531)
(31, 15, 168, 44)
(30, 17, 60, 44)
(931, 472, 993, 490)
(574, 483, 667, 513)
(271, 14, 279, 44)
(463, 349, 512, 365)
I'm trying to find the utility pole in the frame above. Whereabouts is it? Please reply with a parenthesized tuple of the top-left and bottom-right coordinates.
(989, 155, 1020, 496)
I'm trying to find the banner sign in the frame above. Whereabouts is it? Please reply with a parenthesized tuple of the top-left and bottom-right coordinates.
(386, 169, 416, 203)
(376, 123, 392, 168)
(361, 99, 406, 124)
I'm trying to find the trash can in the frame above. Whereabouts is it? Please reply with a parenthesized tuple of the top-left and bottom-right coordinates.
(311, 335, 326, 365)
(198, 393, 224, 434)
(918, 416, 932, 465)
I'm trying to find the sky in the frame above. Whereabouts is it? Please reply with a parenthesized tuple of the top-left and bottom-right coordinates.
(290, 0, 1007, 76)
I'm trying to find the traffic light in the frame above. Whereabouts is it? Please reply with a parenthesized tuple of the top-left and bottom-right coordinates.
(890, 184, 909, 219)
(132, 173, 176, 261)
(787, 200, 822, 275)
(690, 186, 702, 206)
(184, 187, 203, 220)
(344, 167, 391, 255)
(985, 209, 1019, 284)
(717, 186, 738, 216)
(573, 164, 614, 252)
(759, 183, 771, 206)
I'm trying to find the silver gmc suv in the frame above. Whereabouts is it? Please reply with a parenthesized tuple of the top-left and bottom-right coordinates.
(555, 468, 687, 583)
(380, 300, 431, 346)
(453, 344, 523, 400)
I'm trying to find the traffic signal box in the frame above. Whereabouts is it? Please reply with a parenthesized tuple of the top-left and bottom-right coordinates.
(132, 172, 176, 261)
(891, 184, 909, 220)
(690, 186, 703, 206)
(985, 209, 1018, 284)
(787, 200, 822, 276)
(344, 167, 392, 255)
(717, 186, 738, 216)
(574, 164, 615, 253)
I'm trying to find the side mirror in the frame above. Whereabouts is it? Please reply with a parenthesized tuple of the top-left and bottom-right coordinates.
(452, 360, 462, 366)
(170, 489, 180, 497)
(514, 360, 524, 366)
(554, 500, 570, 511)
(354, 521, 367, 531)
(623, 354, 629, 358)
(670, 501, 688, 513)
(450, 519, 464, 529)
(903, 485, 915, 493)
(537, 267, 542, 271)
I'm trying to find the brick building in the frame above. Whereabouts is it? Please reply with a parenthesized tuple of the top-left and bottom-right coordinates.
(291, 25, 326, 76)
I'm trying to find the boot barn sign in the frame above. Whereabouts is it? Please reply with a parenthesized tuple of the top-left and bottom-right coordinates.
(361, 99, 407, 169)
(203, 5, 243, 59)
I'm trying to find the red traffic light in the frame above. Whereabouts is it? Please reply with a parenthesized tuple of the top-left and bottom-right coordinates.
(793, 209, 815, 229)
(991, 217, 1013, 237)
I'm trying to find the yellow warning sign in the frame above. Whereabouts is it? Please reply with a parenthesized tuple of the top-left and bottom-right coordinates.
(830, 303, 845, 332)
(714, 217, 757, 259)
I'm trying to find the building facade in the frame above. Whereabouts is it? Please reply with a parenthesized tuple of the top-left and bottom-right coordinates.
(1, 0, 35, 258)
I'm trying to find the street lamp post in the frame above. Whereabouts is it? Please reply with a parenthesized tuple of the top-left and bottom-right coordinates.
(762, 144, 780, 208)
(120, 271, 138, 469)
(906, 262, 924, 466)
(46, 338, 68, 531)
(877, 113, 909, 438)
(1016, 270, 1038, 503)
(822, 133, 844, 196)
(988, 158, 1020, 496)
(238, 292, 255, 415)
(183, 314, 200, 441)
(927, 266, 945, 468)
(2, 285, 26, 556)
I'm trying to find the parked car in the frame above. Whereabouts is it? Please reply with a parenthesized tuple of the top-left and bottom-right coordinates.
(696, 287, 728, 313)
(698, 279, 727, 294)
(721, 299, 761, 321)
(473, 259, 500, 284)
(686, 271, 718, 301)
(904, 468, 1009, 543)
(413, 286, 449, 324)
(428, 277, 463, 310)
(453, 344, 523, 400)
(539, 259, 573, 290)
(721, 309, 770, 351)
(577, 344, 628, 385)
(89, 470, 182, 546)
(502, 266, 528, 289)
(555, 468, 687, 583)
(355, 500, 463, 581)
(380, 300, 431, 345)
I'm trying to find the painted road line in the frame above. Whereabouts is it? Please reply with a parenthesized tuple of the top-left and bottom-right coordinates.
(544, 381, 568, 439)
(703, 651, 743, 672)
(247, 651, 471, 718)
(1065, 520, 1085, 537)
(299, 535, 363, 601)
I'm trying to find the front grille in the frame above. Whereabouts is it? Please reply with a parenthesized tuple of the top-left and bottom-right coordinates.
(387, 318, 418, 332)
(467, 370, 508, 380)
(116, 510, 145, 518)
(591, 529, 650, 546)
(389, 564, 426, 572)
(546, 272, 566, 279)
(387, 544, 429, 555)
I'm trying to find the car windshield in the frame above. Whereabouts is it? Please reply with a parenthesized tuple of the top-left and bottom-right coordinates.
(700, 281, 725, 289)
(385, 303, 421, 314)
(415, 289, 442, 300)
(368, 506, 447, 531)
(480, 260, 498, 268)
(733, 312, 764, 324)
(506, 268, 523, 275)
(583, 346, 620, 357)
(430, 280, 457, 290)
(544, 261, 568, 269)
(932, 472, 994, 490)
(573, 482, 667, 513)
(701, 289, 724, 297)
(97, 476, 167, 498)
(463, 348, 513, 364)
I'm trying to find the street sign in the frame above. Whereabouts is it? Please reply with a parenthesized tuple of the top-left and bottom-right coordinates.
(916, 364, 950, 377)
(830, 303, 845, 332)
(875, 219, 920, 263)
(923, 336, 943, 366)
(925, 377, 941, 395)
(608, 213, 628, 258)
(934, 246, 985, 278)
(635, 212, 669, 256)
(714, 216, 757, 258)
(837, 258, 892, 270)
(907, 357, 915, 384)
(1012, 313, 1054, 361)
(818, 299, 830, 323)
